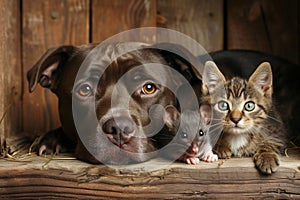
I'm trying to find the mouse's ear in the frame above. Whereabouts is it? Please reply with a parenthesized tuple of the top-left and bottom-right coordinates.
(163, 105, 180, 129)
(151, 43, 202, 82)
(27, 45, 76, 92)
(200, 104, 212, 125)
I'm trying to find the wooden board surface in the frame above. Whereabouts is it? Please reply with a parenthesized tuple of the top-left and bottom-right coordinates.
(227, 0, 299, 64)
(0, 153, 299, 199)
(22, 0, 90, 134)
(0, 0, 22, 151)
(157, 0, 224, 52)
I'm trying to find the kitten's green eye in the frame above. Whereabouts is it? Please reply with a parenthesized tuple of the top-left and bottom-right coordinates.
(218, 100, 229, 111)
(244, 101, 255, 111)
(199, 129, 205, 137)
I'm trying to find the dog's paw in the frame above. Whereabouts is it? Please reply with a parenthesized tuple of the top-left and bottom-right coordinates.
(253, 151, 280, 175)
(30, 128, 73, 156)
(201, 152, 218, 162)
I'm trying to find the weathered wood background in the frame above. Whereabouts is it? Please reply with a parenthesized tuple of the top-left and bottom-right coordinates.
(0, 0, 299, 140)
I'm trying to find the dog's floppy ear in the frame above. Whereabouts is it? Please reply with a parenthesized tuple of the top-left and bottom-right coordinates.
(27, 45, 75, 92)
(151, 43, 202, 81)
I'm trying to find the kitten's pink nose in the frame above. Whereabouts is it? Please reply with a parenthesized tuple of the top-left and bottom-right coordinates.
(230, 110, 242, 124)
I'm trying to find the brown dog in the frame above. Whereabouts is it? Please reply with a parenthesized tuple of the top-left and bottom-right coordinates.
(27, 42, 201, 164)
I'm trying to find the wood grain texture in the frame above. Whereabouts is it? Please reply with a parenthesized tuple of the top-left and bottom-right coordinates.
(0, 0, 22, 152)
(0, 154, 299, 199)
(22, 0, 90, 135)
(157, 0, 224, 52)
(92, 0, 157, 43)
(227, 0, 299, 64)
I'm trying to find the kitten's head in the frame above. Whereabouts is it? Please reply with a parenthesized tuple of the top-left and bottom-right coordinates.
(202, 61, 273, 135)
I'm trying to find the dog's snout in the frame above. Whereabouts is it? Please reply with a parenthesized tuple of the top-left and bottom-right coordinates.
(102, 117, 136, 144)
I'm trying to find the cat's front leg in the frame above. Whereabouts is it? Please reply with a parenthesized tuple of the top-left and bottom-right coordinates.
(214, 143, 232, 159)
(253, 147, 280, 175)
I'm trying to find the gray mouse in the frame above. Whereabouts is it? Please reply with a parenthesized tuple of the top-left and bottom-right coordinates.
(163, 104, 218, 164)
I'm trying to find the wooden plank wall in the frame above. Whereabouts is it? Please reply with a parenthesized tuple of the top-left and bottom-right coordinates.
(0, 0, 21, 152)
(227, 0, 299, 64)
(0, 0, 298, 145)
(157, 0, 224, 52)
(92, 0, 157, 43)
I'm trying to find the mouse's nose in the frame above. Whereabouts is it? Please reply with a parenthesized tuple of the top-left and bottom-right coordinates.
(102, 117, 136, 145)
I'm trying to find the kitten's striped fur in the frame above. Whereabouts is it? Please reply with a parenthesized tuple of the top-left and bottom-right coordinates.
(202, 61, 287, 174)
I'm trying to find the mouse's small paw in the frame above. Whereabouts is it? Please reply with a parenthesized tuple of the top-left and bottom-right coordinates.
(179, 154, 200, 165)
(185, 157, 200, 165)
(201, 152, 218, 162)
(30, 128, 73, 156)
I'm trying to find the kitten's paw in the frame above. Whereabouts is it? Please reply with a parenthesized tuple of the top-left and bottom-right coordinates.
(253, 152, 280, 175)
(201, 152, 218, 162)
(215, 147, 232, 159)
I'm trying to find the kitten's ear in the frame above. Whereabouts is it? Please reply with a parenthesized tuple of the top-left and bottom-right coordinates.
(200, 104, 211, 125)
(163, 105, 180, 129)
(202, 61, 226, 94)
(249, 62, 273, 96)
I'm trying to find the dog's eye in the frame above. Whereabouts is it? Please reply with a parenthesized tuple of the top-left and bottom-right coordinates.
(78, 84, 93, 97)
(142, 83, 157, 95)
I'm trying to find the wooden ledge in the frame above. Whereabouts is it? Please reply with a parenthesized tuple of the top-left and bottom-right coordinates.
(0, 152, 299, 199)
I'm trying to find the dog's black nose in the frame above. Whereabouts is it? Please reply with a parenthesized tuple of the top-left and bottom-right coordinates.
(102, 117, 135, 144)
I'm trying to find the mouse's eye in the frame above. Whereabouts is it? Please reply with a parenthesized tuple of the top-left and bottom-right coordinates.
(78, 84, 93, 97)
(180, 132, 188, 138)
(199, 129, 205, 136)
(142, 83, 157, 95)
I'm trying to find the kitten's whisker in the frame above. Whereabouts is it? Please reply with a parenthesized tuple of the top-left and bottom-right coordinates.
(266, 115, 283, 123)
(210, 118, 224, 122)
(250, 126, 283, 146)
(208, 126, 224, 137)
(252, 125, 274, 137)
(209, 122, 224, 128)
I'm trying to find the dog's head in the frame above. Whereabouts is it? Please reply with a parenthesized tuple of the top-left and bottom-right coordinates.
(27, 42, 202, 164)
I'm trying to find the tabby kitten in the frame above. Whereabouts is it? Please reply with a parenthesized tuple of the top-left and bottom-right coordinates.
(201, 61, 287, 174)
